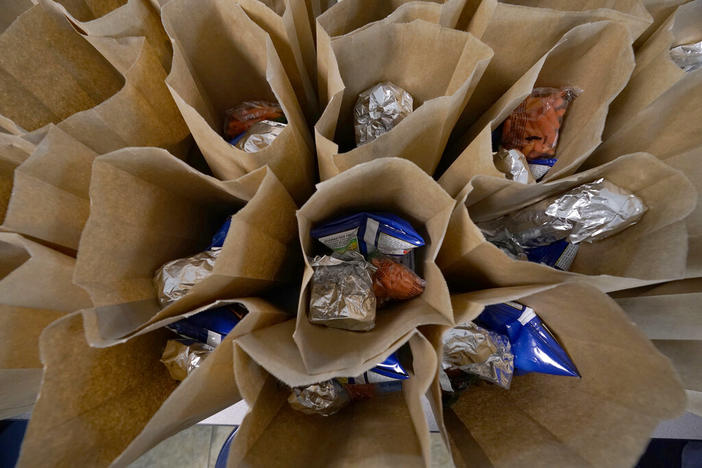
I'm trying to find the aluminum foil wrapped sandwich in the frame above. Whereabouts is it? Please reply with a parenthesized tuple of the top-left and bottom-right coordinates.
(494, 148, 532, 184)
(160, 339, 212, 381)
(353, 81, 413, 146)
(670, 40, 702, 72)
(232, 120, 286, 153)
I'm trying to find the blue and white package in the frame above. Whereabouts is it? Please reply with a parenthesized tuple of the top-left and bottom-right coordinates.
(345, 352, 410, 384)
(525, 239, 580, 271)
(167, 304, 247, 347)
(209, 216, 233, 249)
(476, 302, 579, 378)
(311, 212, 424, 256)
(528, 158, 557, 182)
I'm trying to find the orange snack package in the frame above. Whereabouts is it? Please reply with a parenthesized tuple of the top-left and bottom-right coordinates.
(371, 256, 426, 306)
(223, 100, 286, 141)
(501, 87, 580, 160)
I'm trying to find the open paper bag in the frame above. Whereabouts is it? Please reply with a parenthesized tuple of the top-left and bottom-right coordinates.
(292, 158, 455, 374)
(0, 2, 190, 156)
(0, 132, 34, 226)
(52, 0, 127, 21)
(438, 153, 696, 293)
(162, 0, 314, 204)
(16, 298, 286, 467)
(226, 332, 438, 467)
(441, 282, 686, 467)
(635, 0, 692, 47)
(74, 147, 299, 346)
(0, 233, 91, 419)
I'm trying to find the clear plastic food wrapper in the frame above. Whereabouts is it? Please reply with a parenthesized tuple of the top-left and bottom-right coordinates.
(501, 87, 581, 161)
(232, 120, 287, 152)
(154, 248, 220, 307)
(309, 251, 377, 331)
(288, 379, 351, 416)
(442, 322, 514, 390)
(494, 148, 531, 184)
(354, 81, 413, 146)
(670, 40, 702, 72)
(223, 100, 285, 141)
(311, 212, 425, 256)
(370, 256, 425, 307)
(160, 339, 213, 381)
(478, 178, 647, 250)
(167, 304, 248, 347)
(476, 302, 579, 378)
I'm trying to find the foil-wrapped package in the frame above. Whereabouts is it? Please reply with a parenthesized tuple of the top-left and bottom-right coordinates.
(154, 248, 220, 307)
(234, 120, 286, 153)
(670, 40, 702, 72)
(223, 100, 285, 141)
(354, 81, 413, 146)
(160, 339, 213, 381)
(288, 380, 351, 416)
(442, 322, 514, 390)
(494, 148, 531, 184)
(309, 251, 377, 331)
(479, 178, 647, 249)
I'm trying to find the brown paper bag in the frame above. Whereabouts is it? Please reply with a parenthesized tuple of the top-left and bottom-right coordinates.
(438, 153, 696, 293)
(441, 282, 686, 467)
(445, 20, 635, 182)
(612, 278, 702, 416)
(638, 0, 692, 47)
(16, 297, 286, 467)
(0, 2, 190, 157)
(162, 0, 315, 205)
(0, 233, 92, 419)
(235, 0, 318, 122)
(226, 331, 438, 467)
(294, 158, 455, 374)
(605, 0, 702, 137)
(315, 19, 492, 180)
(52, 0, 127, 21)
(585, 71, 702, 277)
(1, 125, 97, 253)
(0, 132, 34, 225)
(74, 147, 299, 346)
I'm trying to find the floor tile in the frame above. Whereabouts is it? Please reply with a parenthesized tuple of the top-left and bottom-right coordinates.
(129, 425, 212, 468)
(208, 425, 236, 468)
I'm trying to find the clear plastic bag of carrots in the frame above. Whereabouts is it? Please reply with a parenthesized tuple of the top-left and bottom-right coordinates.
(501, 87, 581, 160)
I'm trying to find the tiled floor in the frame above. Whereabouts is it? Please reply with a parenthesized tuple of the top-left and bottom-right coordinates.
(129, 425, 455, 467)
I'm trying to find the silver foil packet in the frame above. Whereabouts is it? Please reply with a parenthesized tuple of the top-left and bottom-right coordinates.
(494, 147, 531, 184)
(154, 248, 220, 307)
(442, 322, 514, 390)
(670, 40, 702, 72)
(160, 339, 213, 381)
(309, 251, 377, 331)
(354, 81, 413, 146)
(234, 120, 287, 153)
(478, 178, 647, 249)
(288, 380, 351, 416)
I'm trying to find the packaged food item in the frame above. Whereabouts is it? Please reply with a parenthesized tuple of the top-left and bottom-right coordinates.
(478, 178, 647, 251)
(288, 380, 351, 416)
(354, 81, 413, 146)
(524, 239, 580, 271)
(475, 302, 579, 378)
(501, 87, 581, 163)
(370, 255, 425, 306)
(223, 101, 285, 141)
(167, 304, 248, 347)
(527, 157, 557, 182)
(160, 339, 212, 381)
(311, 212, 425, 257)
(231, 120, 287, 152)
(308, 251, 377, 331)
(493, 148, 531, 184)
(441, 322, 514, 391)
(670, 40, 702, 72)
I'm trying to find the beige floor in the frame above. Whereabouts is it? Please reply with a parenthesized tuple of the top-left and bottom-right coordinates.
(129, 425, 455, 467)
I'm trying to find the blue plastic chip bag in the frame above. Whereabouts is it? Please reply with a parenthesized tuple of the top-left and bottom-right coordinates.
(476, 302, 579, 378)
(167, 304, 247, 347)
(311, 212, 424, 256)
(525, 239, 579, 271)
(209, 216, 233, 249)
(528, 158, 557, 181)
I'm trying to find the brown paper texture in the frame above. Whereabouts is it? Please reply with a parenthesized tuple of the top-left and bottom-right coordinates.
(0, 233, 91, 419)
(0, 132, 33, 225)
(446, 20, 635, 182)
(294, 158, 455, 374)
(227, 332, 437, 467)
(605, 0, 702, 137)
(1, 125, 96, 253)
(0, 2, 190, 156)
(636, 0, 692, 47)
(315, 19, 492, 180)
(438, 153, 696, 293)
(53, 0, 127, 21)
(74, 147, 300, 346)
(162, 0, 315, 204)
(441, 283, 686, 468)
(585, 71, 702, 277)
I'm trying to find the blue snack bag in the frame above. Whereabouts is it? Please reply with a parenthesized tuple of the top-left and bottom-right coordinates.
(343, 352, 410, 384)
(311, 212, 424, 256)
(209, 216, 233, 249)
(167, 304, 247, 347)
(475, 302, 579, 378)
(527, 158, 557, 181)
(525, 239, 579, 271)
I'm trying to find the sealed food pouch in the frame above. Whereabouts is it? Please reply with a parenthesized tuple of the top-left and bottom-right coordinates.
(371, 255, 426, 306)
(160, 339, 212, 381)
(167, 303, 247, 347)
(223, 101, 286, 141)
